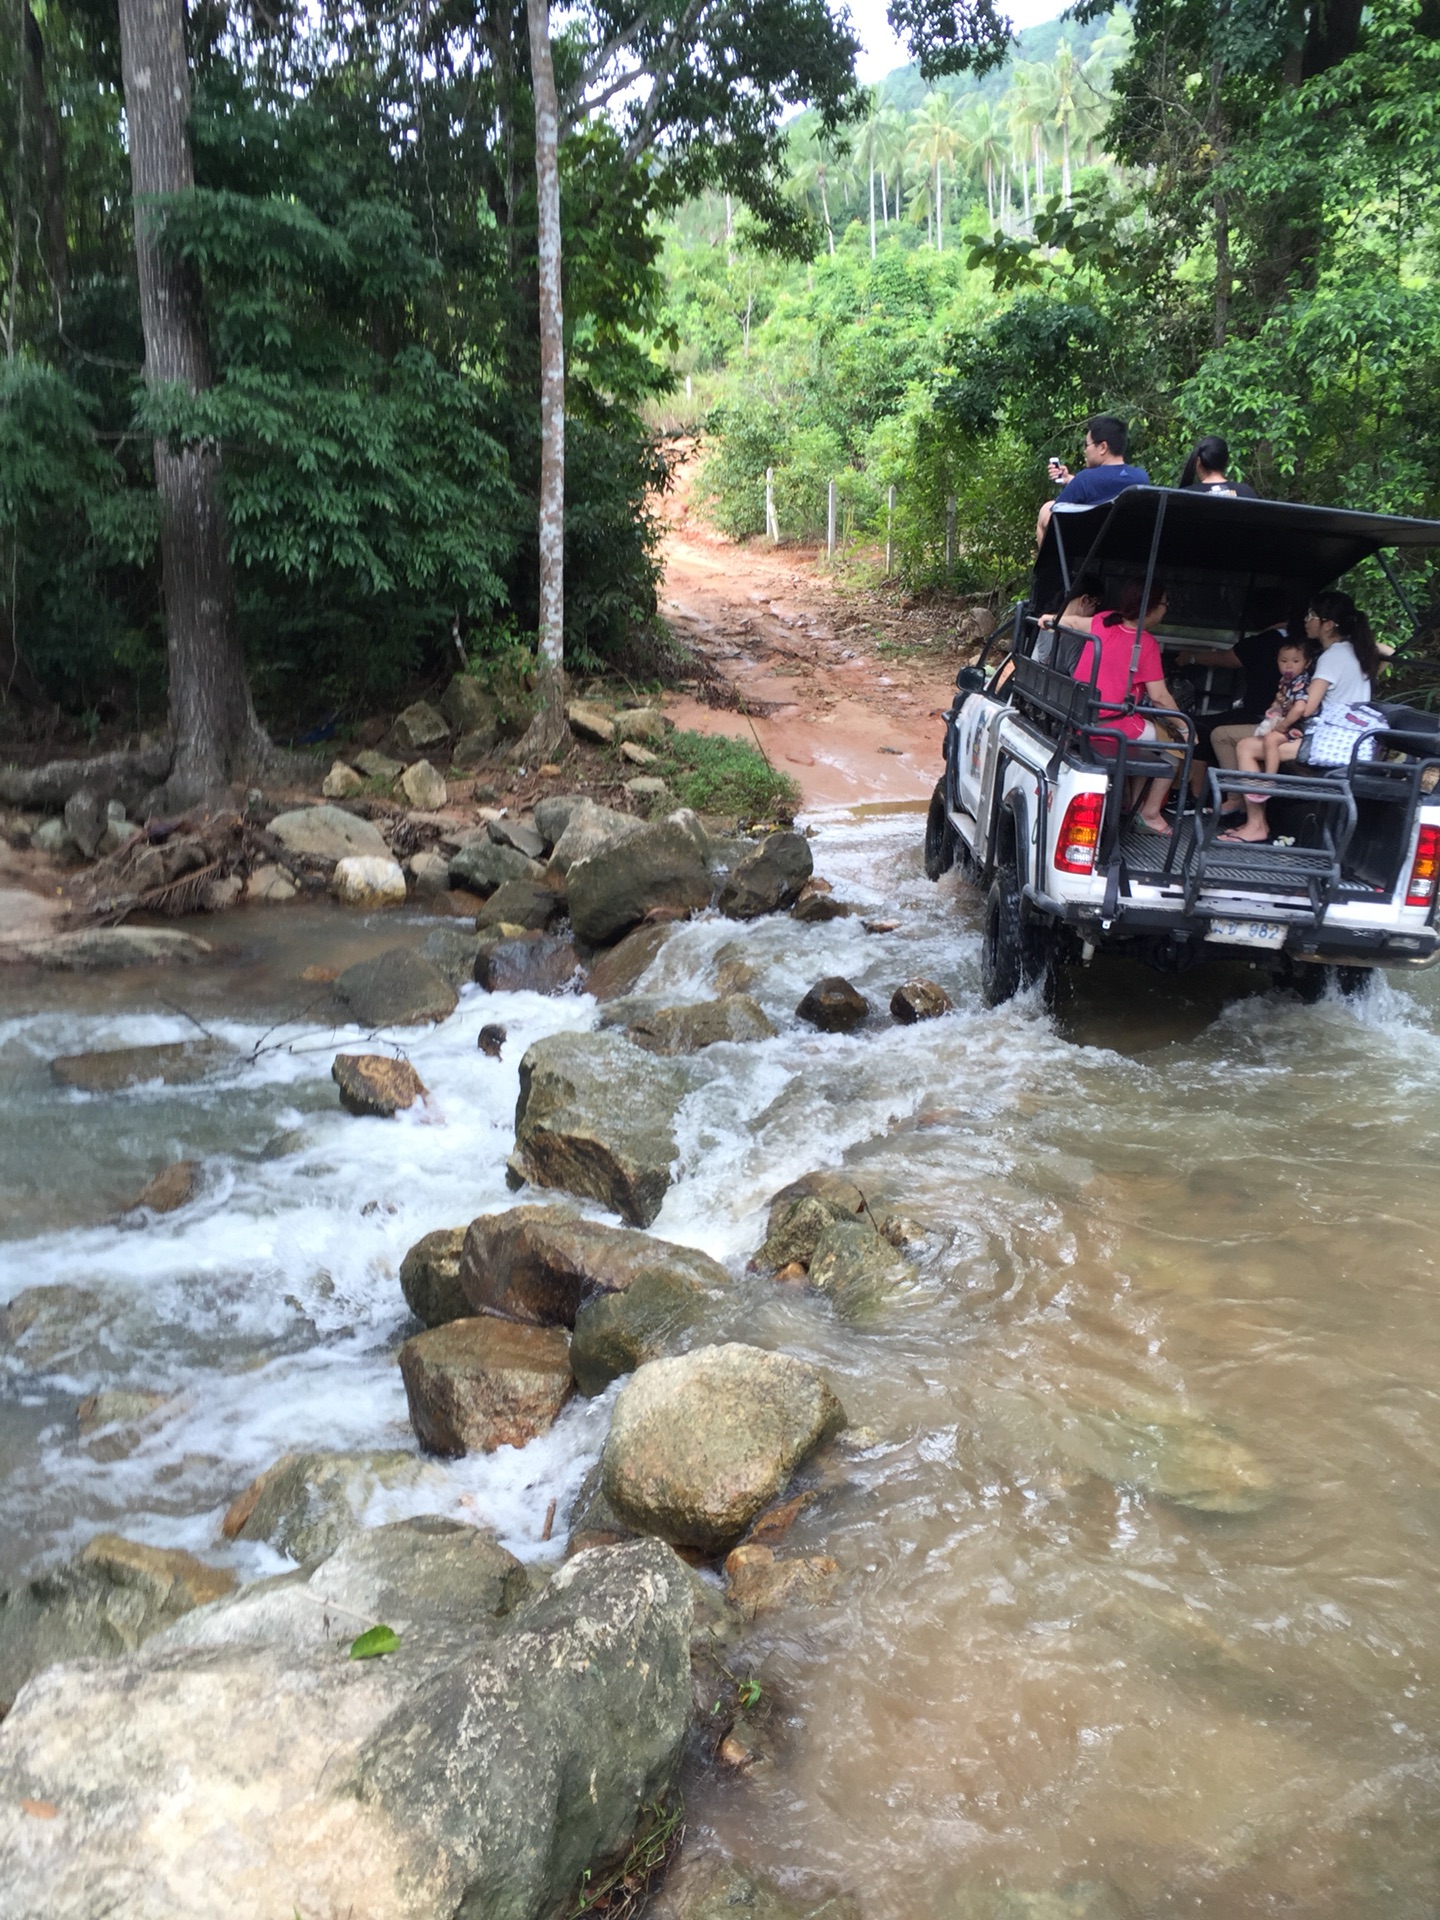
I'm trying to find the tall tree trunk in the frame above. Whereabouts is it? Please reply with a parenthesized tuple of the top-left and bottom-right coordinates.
(1061, 118, 1072, 208)
(116, 0, 263, 805)
(868, 165, 875, 257)
(1034, 127, 1044, 202)
(935, 158, 942, 250)
(24, 3, 68, 317)
(999, 159, 1007, 232)
(518, 0, 568, 761)
(1020, 150, 1030, 225)
(819, 171, 834, 254)
(1213, 188, 1231, 346)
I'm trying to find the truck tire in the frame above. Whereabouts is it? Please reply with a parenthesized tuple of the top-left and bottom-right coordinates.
(981, 861, 1054, 1006)
(1284, 960, 1372, 1002)
(924, 778, 956, 880)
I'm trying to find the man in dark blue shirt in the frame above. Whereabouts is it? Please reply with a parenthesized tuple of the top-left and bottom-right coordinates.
(1037, 414, 1150, 543)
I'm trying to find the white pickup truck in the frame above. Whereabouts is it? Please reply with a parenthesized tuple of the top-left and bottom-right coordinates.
(925, 487, 1440, 1003)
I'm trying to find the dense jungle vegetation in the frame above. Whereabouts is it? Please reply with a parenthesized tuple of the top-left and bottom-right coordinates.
(679, 0, 1440, 639)
(3, 0, 1439, 747)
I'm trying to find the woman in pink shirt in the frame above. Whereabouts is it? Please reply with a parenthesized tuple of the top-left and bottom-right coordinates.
(1074, 578, 1185, 834)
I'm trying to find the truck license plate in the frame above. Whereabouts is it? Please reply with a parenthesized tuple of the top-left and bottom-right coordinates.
(1206, 917, 1288, 950)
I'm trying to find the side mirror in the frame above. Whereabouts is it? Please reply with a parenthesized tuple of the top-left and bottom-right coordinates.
(956, 665, 986, 694)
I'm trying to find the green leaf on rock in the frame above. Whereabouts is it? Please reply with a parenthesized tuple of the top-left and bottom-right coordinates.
(349, 1623, 401, 1659)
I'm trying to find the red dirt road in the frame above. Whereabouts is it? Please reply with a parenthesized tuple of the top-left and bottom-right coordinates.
(657, 448, 980, 812)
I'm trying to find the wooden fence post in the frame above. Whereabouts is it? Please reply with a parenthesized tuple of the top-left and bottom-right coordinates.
(765, 468, 778, 544)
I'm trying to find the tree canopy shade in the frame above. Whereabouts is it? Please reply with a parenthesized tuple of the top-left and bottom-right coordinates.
(886, 0, 1015, 78)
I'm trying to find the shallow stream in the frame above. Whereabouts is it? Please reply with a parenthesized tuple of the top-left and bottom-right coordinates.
(4, 814, 1440, 1916)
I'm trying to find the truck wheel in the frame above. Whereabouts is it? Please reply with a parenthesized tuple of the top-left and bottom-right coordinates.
(979, 865, 1043, 1004)
(1284, 961, 1371, 1002)
(924, 778, 956, 880)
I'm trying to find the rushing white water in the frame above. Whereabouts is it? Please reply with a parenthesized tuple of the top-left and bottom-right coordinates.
(6, 812, 1440, 1915)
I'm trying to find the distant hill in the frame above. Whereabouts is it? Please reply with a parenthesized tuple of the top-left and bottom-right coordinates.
(877, 9, 1117, 111)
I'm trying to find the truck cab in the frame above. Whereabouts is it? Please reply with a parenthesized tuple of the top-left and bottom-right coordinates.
(926, 487, 1440, 1005)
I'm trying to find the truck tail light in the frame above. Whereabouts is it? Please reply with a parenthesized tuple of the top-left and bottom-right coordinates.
(1057, 792, 1105, 875)
(1405, 823, 1440, 906)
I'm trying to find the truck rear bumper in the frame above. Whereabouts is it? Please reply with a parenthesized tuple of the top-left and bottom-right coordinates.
(1022, 885, 1440, 969)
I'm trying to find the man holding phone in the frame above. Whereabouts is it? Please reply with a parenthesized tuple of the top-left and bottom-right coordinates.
(1037, 414, 1149, 544)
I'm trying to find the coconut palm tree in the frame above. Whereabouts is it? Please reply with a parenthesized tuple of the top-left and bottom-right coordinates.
(959, 98, 1006, 230)
(876, 103, 908, 227)
(908, 91, 962, 250)
(1007, 61, 1055, 218)
(1051, 36, 1081, 208)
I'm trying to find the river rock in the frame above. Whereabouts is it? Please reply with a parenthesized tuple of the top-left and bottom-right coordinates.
(586, 921, 674, 999)
(406, 847, 451, 897)
(392, 699, 449, 752)
(534, 792, 587, 847)
(128, 1159, 200, 1215)
(548, 797, 644, 874)
(221, 1447, 442, 1562)
(565, 1462, 639, 1554)
(797, 975, 870, 1033)
(331, 1052, 428, 1117)
(890, 978, 954, 1023)
(331, 854, 407, 907)
(792, 891, 852, 923)
(626, 993, 776, 1055)
(755, 1195, 849, 1273)
(51, 1039, 221, 1093)
(419, 924, 481, 988)
(244, 861, 297, 902)
(1055, 1404, 1278, 1515)
(489, 815, 546, 860)
(399, 1317, 574, 1456)
(626, 775, 668, 800)
(567, 816, 712, 946)
(0, 1535, 234, 1714)
(474, 929, 582, 993)
(613, 706, 666, 744)
(336, 946, 458, 1026)
(62, 787, 108, 859)
(11, 927, 213, 968)
(566, 699, 615, 744)
(269, 803, 388, 861)
(723, 1542, 839, 1618)
(620, 740, 661, 767)
(400, 758, 447, 810)
(476, 876, 564, 931)
(570, 1267, 713, 1395)
(355, 748, 403, 782)
(807, 1217, 913, 1316)
(655, 1859, 860, 1920)
(440, 674, 498, 740)
(0, 1536, 691, 1920)
(448, 836, 540, 894)
(399, 1226, 468, 1326)
(511, 1031, 691, 1227)
(322, 760, 364, 798)
(718, 830, 813, 919)
(30, 815, 74, 857)
(0, 1285, 103, 1368)
(76, 1389, 170, 1437)
(601, 1344, 847, 1552)
(461, 1203, 730, 1329)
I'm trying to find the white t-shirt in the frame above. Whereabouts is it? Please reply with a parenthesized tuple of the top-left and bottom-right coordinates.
(1313, 639, 1371, 716)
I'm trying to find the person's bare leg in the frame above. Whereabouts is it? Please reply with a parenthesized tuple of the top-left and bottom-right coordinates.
(1140, 772, 1174, 831)
(1220, 734, 1271, 841)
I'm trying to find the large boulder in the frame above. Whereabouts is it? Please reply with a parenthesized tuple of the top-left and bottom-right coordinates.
(474, 930, 582, 994)
(0, 1537, 691, 1920)
(601, 1344, 847, 1552)
(50, 1039, 221, 1093)
(533, 792, 588, 848)
(335, 947, 458, 1027)
(459, 1203, 730, 1328)
(419, 925, 482, 989)
(439, 674, 499, 741)
(331, 855, 407, 907)
(890, 978, 954, 1023)
(399, 1317, 574, 1456)
(565, 699, 616, 744)
(221, 1448, 444, 1563)
(626, 994, 776, 1055)
(448, 836, 541, 895)
(268, 804, 388, 862)
(510, 1031, 691, 1227)
(392, 699, 450, 753)
(567, 816, 713, 946)
(322, 760, 364, 799)
(755, 1173, 869, 1273)
(717, 830, 814, 920)
(548, 798, 644, 875)
(331, 1053, 427, 1117)
(399, 758, 447, 810)
(0, 1535, 234, 1713)
(399, 1227, 469, 1327)
(1, 1285, 105, 1369)
(11, 927, 213, 969)
(570, 1267, 714, 1396)
(806, 1217, 914, 1317)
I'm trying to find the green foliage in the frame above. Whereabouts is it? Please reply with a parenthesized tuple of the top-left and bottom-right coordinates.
(349, 1624, 401, 1659)
(647, 729, 800, 820)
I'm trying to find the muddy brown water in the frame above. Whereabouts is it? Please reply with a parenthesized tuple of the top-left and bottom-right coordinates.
(4, 817, 1440, 1916)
